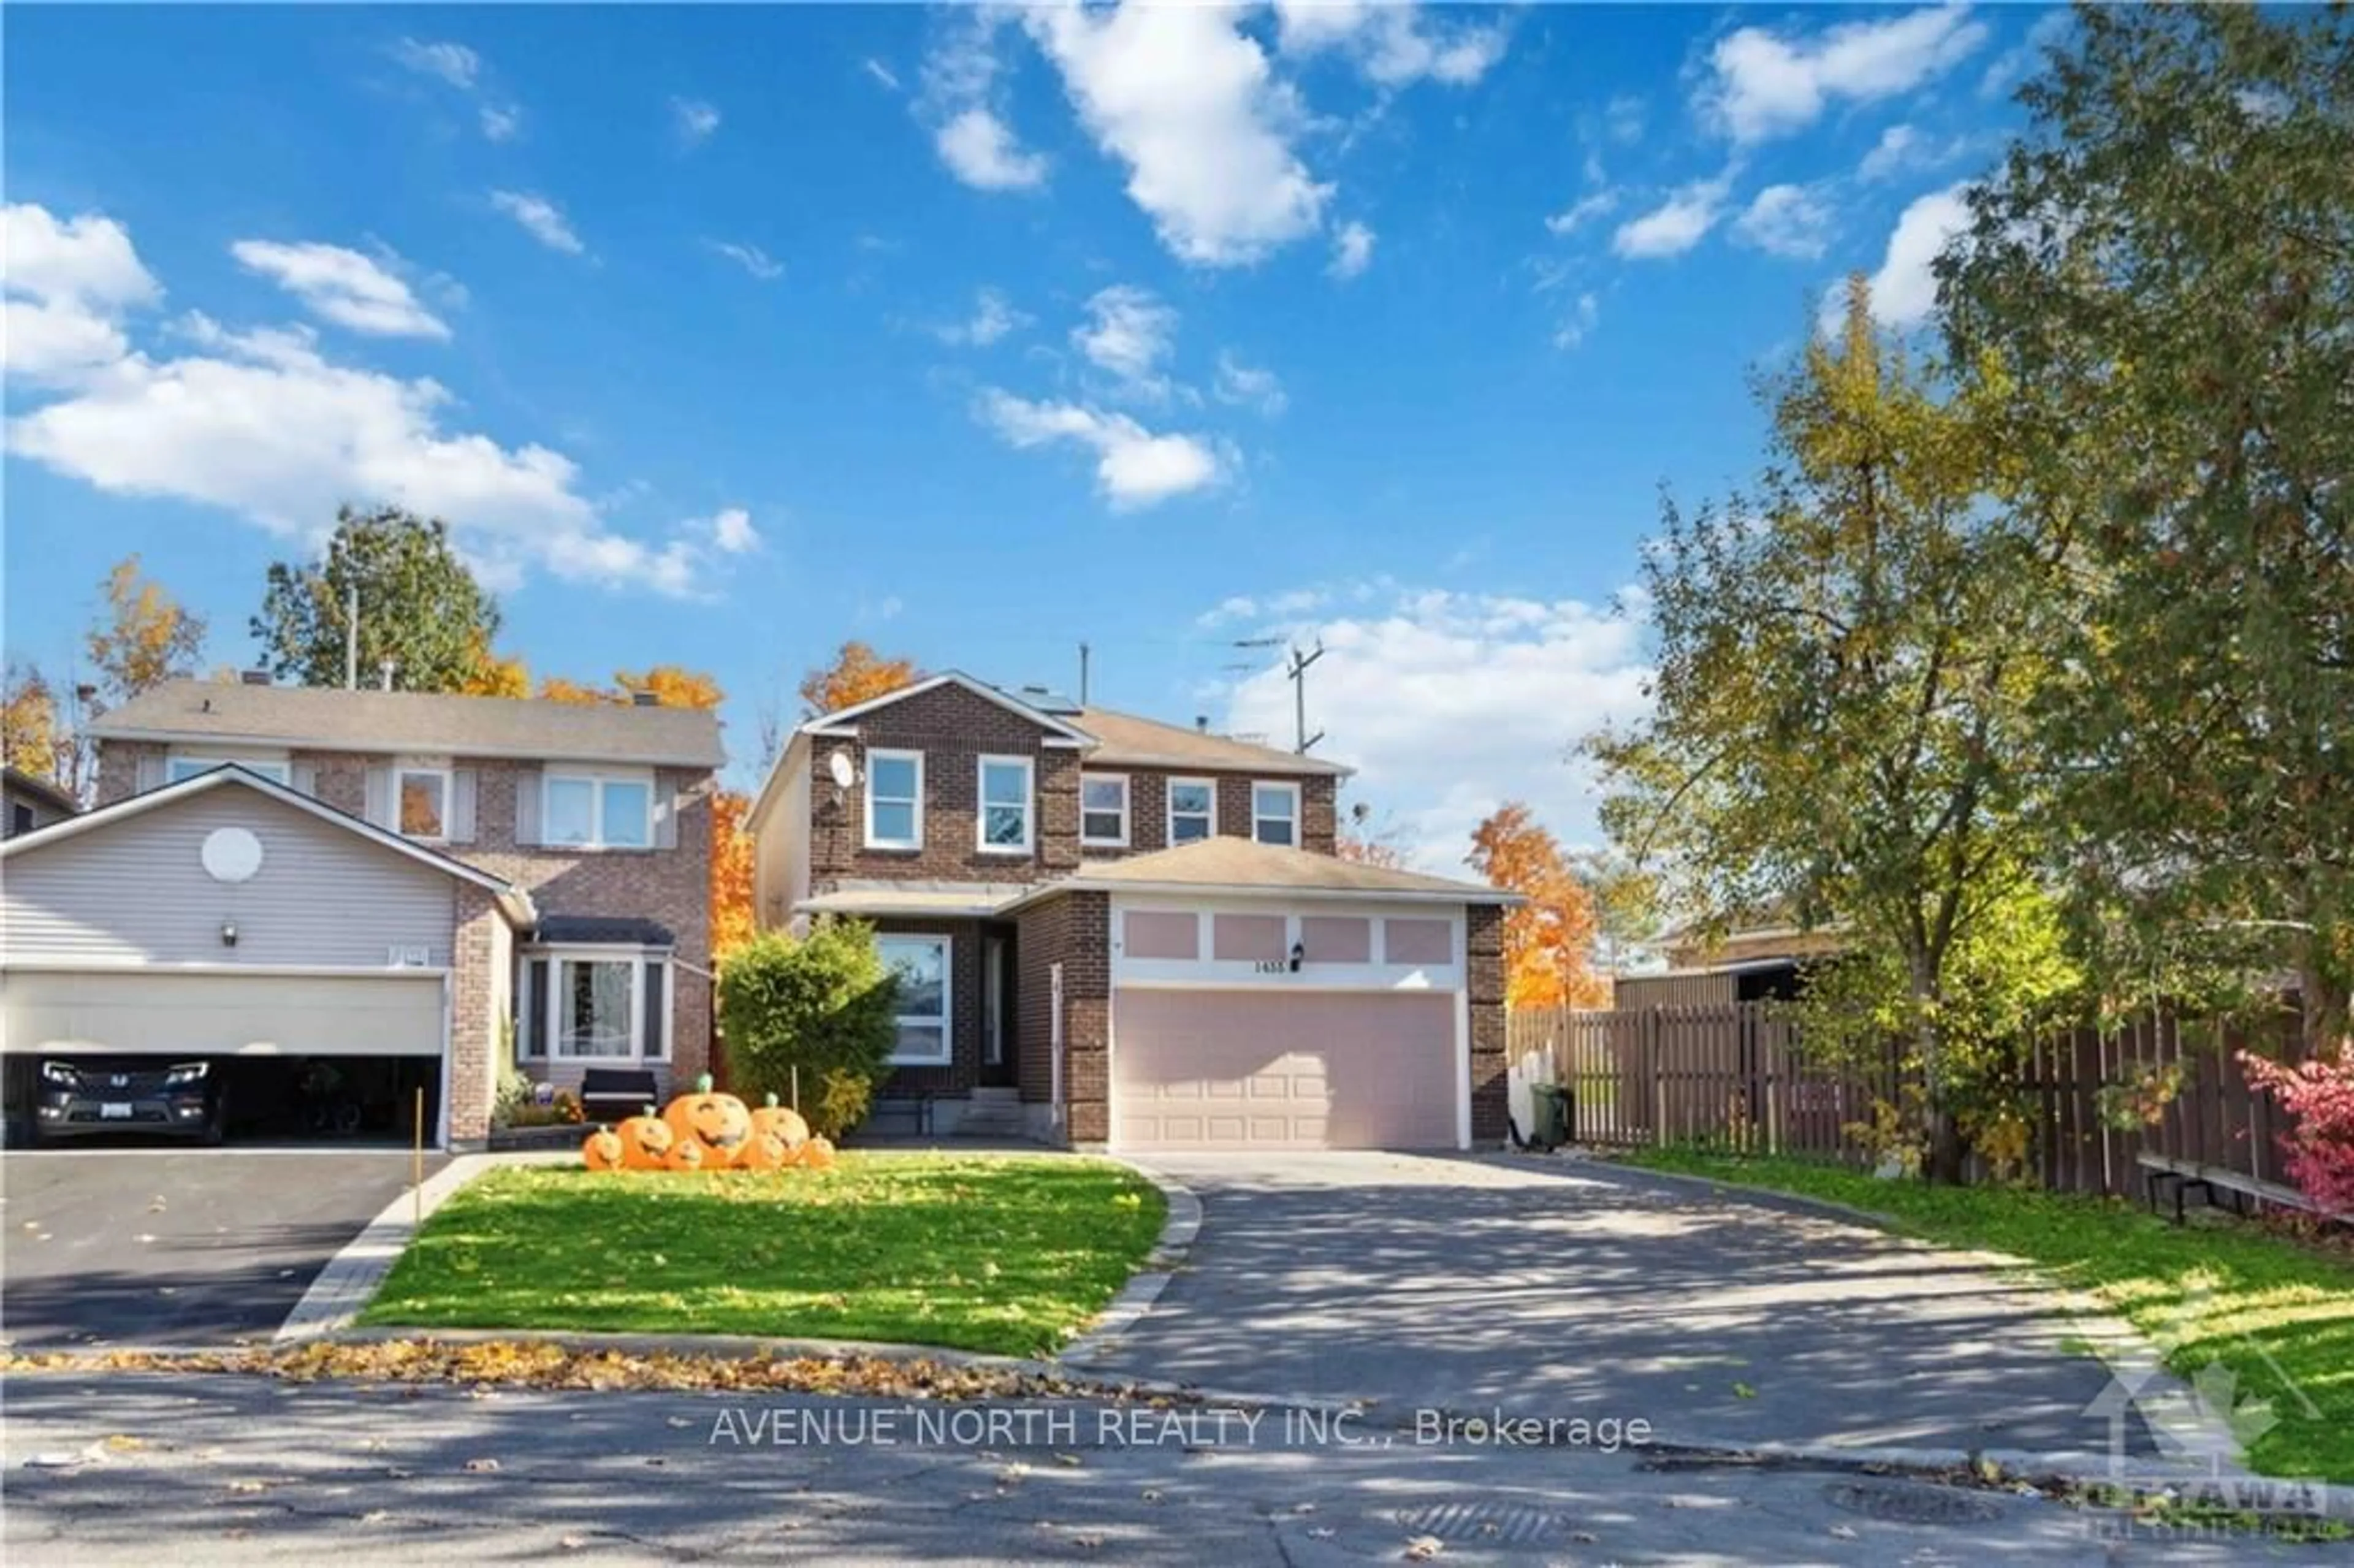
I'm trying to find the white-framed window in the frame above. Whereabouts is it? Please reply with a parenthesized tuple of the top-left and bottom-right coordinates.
(977, 755, 1034, 855)
(877, 934, 952, 1066)
(167, 755, 291, 785)
(1081, 773, 1130, 847)
(543, 771, 653, 850)
(517, 951, 671, 1062)
(1252, 780, 1302, 847)
(1168, 777, 1217, 845)
(865, 749, 924, 851)
(397, 766, 452, 842)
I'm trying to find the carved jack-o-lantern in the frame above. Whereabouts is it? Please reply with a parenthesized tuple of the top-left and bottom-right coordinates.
(736, 1130, 790, 1171)
(581, 1124, 626, 1171)
(796, 1134, 838, 1171)
(617, 1106, 674, 1170)
(748, 1092, 809, 1151)
(663, 1075, 752, 1163)
(664, 1136, 708, 1172)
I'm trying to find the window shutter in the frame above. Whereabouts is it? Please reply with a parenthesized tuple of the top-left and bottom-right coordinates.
(449, 769, 478, 843)
(653, 781, 679, 850)
(514, 768, 541, 845)
(363, 766, 393, 829)
(291, 761, 318, 798)
(135, 753, 166, 794)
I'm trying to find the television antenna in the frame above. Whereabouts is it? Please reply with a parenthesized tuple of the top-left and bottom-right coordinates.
(1229, 635, 1327, 753)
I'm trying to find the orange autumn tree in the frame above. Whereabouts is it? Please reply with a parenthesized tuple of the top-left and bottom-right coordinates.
(1466, 802, 1611, 1009)
(799, 641, 916, 717)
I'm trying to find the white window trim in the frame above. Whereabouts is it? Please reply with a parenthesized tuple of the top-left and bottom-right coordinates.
(542, 768, 655, 852)
(395, 764, 453, 843)
(879, 932, 953, 1067)
(975, 754, 1035, 856)
(1081, 772, 1131, 848)
(166, 755, 291, 785)
(1168, 776, 1217, 844)
(1252, 780, 1303, 847)
(519, 946, 672, 1064)
(864, 748, 924, 851)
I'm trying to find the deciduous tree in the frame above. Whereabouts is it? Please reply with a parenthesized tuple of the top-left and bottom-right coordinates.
(798, 641, 916, 717)
(535, 666, 725, 710)
(1466, 802, 1611, 1010)
(710, 788, 757, 961)
(252, 506, 500, 692)
(2, 664, 59, 783)
(86, 555, 205, 701)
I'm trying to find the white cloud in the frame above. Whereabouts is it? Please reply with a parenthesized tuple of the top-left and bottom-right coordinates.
(707, 240, 784, 281)
(1544, 189, 1619, 236)
(479, 104, 522, 142)
(1213, 351, 1286, 417)
(1273, 2, 1507, 87)
(390, 37, 480, 91)
(1842, 181, 1972, 330)
(1604, 93, 1647, 143)
(1731, 183, 1838, 260)
(2, 204, 160, 385)
(489, 191, 584, 256)
(230, 240, 450, 339)
(1026, 4, 1330, 266)
(672, 96, 721, 145)
(975, 390, 1225, 509)
(5, 206, 729, 598)
(863, 58, 901, 93)
(1552, 291, 1601, 351)
(1703, 5, 1990, 145)
(1612, 174, 1733, 260)
(705, 506, 760, 554)
(1859, 124, 1922, 181)
(935, 286, 1030, 347)
(1216, 584, 1652, 868)
(1979, 8, 2071, 99)
(1072, 284, 1178, 398)
(1329, 219, 1376, 279)
(935, 107, 1051, 191)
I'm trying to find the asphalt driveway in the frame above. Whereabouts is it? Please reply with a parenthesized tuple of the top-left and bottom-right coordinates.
(1076, 1152, 2154, 1463)
(0, 1149, 440, 1349)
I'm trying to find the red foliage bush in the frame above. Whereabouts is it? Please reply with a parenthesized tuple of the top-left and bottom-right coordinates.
(2240, 1048, 2354, 1214)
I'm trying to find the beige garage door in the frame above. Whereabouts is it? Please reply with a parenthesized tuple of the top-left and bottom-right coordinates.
(1113, 988, 1458, 1150)
(1, 969, 445, 1057)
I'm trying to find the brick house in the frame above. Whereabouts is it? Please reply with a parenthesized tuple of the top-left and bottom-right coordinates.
(1, 679, 721, 1146)
(747, 673, 1514, 1150)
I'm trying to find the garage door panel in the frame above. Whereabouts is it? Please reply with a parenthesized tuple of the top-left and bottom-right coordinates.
(3, 970, 444, 1057)
(1114, 988, 1456, 1151)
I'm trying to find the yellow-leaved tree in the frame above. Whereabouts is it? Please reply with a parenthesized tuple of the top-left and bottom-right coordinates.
(1466, 802, 1611, 1010)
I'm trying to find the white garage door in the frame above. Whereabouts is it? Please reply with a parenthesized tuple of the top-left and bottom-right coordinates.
(1113, 988, 1458, 1151)
(2, 969, 445, 1058)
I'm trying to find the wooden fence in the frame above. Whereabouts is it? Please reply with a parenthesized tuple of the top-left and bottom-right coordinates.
(1504, 1001, 2309, 1198)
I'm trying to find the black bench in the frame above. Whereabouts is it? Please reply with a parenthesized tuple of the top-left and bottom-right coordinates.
(579, 1067, 662, 1124)
(2136, 1152, 2347, 1227)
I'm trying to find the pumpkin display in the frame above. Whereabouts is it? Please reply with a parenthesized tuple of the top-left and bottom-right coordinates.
(748, 1092, 809, 1151)
(736, 1130, 791, 1171)
(664, 1136, 709, 1172)
(663, 1075, 752, 1164)
(796, 1134, 837, 1171)
(617, 1106, 674, 1170)
(581, 1124, 626, 1171)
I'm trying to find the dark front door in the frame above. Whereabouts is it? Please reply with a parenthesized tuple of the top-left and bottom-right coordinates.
(979, 934, 1017, 1088)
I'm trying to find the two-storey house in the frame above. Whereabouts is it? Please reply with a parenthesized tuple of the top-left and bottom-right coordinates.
(0, 679, 722, 1146)
(748, 673, 1514, 1151)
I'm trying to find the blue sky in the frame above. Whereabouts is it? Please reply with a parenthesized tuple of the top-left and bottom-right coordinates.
(2, 3, 2063, 867)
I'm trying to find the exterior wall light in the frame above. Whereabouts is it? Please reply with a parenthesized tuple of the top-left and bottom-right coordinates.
(221, 920, 238, 948)
(1289, 942, 1305, 973)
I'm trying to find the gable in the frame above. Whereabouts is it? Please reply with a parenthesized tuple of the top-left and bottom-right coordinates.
(829, 677, 1082, 752)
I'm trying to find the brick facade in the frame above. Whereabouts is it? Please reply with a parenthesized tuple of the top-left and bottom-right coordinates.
(1468, 903, 1507, 1144)
(1014, 891, 1109, 1143)
(448, 881, 506, 1142)
(867, 915, 986, 1100)
(1075, 769, 1337, 858)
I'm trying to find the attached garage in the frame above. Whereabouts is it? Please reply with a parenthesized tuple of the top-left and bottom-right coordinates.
(2, 969, 446, 1059)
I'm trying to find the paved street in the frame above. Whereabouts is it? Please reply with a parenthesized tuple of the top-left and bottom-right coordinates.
(4, 1372, 2328, 1565)
(1076, 1152, 2156, 1463)
(0, 1150, 439, 1349)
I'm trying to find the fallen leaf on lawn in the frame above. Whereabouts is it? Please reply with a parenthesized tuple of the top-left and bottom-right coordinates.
(1732, 1382, 1757, 1399)
(1404, 1536, 1445, 1561)
(102, 1435, 145, 1452)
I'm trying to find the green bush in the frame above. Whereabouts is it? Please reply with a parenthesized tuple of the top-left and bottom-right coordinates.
(717, 918, 899, 1133)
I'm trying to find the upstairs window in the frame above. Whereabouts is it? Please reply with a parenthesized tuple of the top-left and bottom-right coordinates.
(1081, 774, 1130, 847)
(1252, 781, 1301, 847)
(397, 766, 450, 841)
(544, 772, 653, 850)
(1168, 778, 1216, 844)
(865, 750, 923, 850)
(977, 755, 1034, 854)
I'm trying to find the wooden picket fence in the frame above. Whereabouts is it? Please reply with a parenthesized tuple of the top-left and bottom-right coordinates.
(1505, 1001, 2310, 1198)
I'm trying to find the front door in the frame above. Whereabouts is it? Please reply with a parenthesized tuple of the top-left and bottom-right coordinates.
(979, 935, 1017, 1088)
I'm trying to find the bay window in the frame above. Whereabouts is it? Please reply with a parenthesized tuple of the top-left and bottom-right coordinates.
(518, 951, 671, 1061)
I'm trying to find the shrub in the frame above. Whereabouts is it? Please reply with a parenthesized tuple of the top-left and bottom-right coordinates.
(2240, 1047, 2354, 1214)
(717, 918, 899, 1133)
(810, 1068, 873, 1141)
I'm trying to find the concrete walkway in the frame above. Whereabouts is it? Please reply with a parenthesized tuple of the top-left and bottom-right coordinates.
(1069, 1152, 2168, 1467)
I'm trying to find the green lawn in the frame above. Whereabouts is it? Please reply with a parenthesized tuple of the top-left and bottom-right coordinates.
(360, 1154, 1167, 1358)
(1618, 1147, 2354, 1482)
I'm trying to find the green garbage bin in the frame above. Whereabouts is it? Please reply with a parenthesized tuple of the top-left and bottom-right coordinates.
(1527, 1083, 1571, 1149)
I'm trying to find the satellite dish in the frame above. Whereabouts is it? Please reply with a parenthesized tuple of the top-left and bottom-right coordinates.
(1350, 801, 1372, 824)
(827, 749, 857, 791)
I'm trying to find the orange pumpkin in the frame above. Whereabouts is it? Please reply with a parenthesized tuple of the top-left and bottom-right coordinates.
(748, 1092, 809, 1151)
(736, 1130, 790, 1171)
(617, 1106, 674, 1170)
(663, 1075, 752, 1163)
(581, 1124, 626, 1171)
(797, 1134, 837, 1171)
(664, 1136, 708, 1172)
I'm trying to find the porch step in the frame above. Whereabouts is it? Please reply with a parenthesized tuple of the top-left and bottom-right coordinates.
(967, 1086, 1021, 1103)
(953, 1094, 1030, 1136)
